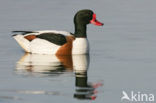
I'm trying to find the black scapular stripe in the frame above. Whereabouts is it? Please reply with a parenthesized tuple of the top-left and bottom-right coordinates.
(12, 31, 38, 35)
(36, 33, 67, 46)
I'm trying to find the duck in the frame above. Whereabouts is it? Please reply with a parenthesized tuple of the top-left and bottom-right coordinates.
(12, 9, 103, 55)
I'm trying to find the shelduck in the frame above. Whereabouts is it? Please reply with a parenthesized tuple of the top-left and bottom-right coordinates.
(12, 9, 103, 55)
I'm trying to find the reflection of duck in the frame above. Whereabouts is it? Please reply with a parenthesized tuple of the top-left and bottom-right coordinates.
(15, 53, 102, 100)
(16, 53, 73, 73)
(73, 55, 102, 100)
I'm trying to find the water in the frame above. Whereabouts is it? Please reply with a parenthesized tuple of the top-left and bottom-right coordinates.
(0, 0, 156, 103)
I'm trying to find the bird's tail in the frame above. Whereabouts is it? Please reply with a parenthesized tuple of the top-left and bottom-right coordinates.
(12, 34, 30, 52)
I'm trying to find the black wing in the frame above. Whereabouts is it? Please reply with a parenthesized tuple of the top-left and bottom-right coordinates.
(36, 33, 67, 46)
(12, 31, 38, 35)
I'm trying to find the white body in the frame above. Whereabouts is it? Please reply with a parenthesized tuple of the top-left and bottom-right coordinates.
(72, 38, 89, 54)
(13, 30, 89, 54)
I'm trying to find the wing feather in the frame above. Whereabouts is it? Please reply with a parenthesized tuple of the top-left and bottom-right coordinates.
(36, 33, 67, 46)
